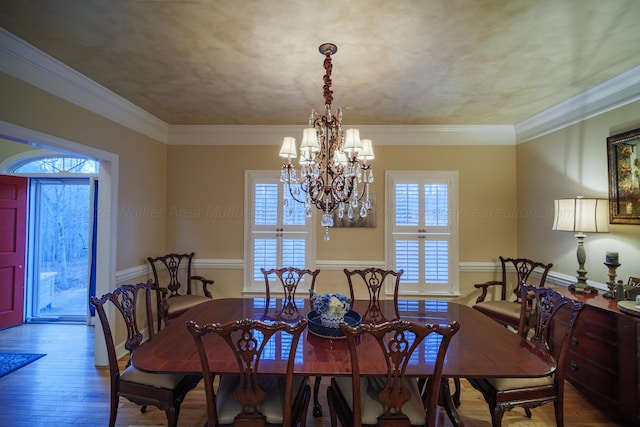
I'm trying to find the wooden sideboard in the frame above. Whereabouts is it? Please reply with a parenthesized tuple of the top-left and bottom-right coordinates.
(553, 287, 639, 426)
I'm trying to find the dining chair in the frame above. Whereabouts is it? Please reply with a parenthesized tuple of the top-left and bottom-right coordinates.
(326, 319, 460, 427)
(148, 252, 214, 331)
(260, 266, 320, 308)
(90, 280, 201, 427)
(468, 284, 585, 427)
(260, 266, 323, 417)
(186, 318, 311, 427)
(343, 267, 404, 324)
(447, 257, 553, 409)
(473, 256, 553, 330)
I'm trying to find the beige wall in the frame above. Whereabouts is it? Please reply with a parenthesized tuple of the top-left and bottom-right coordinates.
(166, 143, 517, 299)
(0, 137, 39, 158)
(517, 99, 640, 285)
(0, 72, 168, 270)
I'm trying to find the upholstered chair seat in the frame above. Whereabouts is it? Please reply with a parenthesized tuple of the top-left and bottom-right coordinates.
(119, 365, 187, 390)
(215, 375, 307, 425)
(331, 376, 427, 425)
(487, 375, 554, 391)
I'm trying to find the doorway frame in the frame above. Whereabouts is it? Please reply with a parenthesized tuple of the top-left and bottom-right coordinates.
(0, 120, 118, 366)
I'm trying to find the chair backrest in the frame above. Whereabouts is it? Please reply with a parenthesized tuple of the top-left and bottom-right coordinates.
(518, 284, 584, 386)
(499, 257, 553, 302)
(90, 280, 154, 382)
(260, 267, 320, 302)
(148, 252, 196, 297)
(341, 319, 460, 427)
(344, 268, 403, 324)
(186, 318, 307, 427)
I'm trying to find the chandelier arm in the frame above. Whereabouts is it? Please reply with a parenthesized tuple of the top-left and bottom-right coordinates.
(304, 176, 326, 202)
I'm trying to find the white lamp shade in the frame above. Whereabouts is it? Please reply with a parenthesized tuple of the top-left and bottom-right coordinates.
(279, 137, 297, 158)
(300, 128, 320, 152)
(343, 128, 362, 152)
(553, 197, 609, 233)
(357, 139, 375, 161)
(333, 150, 348, 165)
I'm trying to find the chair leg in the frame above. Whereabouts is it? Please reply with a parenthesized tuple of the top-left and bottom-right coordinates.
(299, 384, 311, 427)
(140, 404, 147, 413)
(165, 404, 179, 427)
(524, 407, 532, 418)
(492, 403, 505, 427)
(326, 385, 338, 427)
(313, 376, 323, 417)
(108, 393, 119, 427)
(452, 377, 461, 407)
(554, 399, 564, 427)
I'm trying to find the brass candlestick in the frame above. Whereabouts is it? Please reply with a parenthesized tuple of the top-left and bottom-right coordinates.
(603, 261, 621, 298)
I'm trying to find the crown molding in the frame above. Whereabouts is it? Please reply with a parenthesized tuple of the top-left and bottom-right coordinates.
(0, 28, 169, 143)
(515, 65, 640, 143)
(168, 124, 517, 146)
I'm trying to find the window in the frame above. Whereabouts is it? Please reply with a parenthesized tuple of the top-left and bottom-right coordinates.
(244, 171, 315, 292)
(10, 155, 99, 174)
(386, 171, 459, 296)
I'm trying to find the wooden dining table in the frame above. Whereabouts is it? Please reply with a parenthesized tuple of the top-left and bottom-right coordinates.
(132, 297, 555, 426)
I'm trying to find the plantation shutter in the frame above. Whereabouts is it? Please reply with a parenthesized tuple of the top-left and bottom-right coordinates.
(388, 171, 458, 295)
(246, 172, 313, 291)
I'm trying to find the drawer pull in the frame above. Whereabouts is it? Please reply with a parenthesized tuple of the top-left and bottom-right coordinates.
(570, 336, 579, 346)
(568, 360, 578, 371)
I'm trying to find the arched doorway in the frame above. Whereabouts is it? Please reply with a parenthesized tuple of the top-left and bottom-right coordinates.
(0, 120, 117, 365)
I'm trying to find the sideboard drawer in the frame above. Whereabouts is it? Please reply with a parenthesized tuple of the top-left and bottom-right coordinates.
(565, 349, 618, 407)
(569, 322, 617, 367)
(560, 304, 619, 412)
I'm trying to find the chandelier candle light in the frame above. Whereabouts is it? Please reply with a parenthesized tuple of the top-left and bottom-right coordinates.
(279, 43, 374, 241)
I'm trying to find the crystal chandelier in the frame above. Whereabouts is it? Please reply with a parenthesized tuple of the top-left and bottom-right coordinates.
(279, 43, 375, 241)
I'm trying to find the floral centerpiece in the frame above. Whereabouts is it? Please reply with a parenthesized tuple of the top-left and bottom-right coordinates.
(311, 292, 351, 328)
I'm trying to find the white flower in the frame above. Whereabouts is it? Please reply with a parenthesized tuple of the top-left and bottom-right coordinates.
(327, 295, 348, 317)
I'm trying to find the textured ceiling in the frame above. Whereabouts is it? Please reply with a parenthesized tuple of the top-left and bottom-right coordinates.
(1, 0, 640, 126)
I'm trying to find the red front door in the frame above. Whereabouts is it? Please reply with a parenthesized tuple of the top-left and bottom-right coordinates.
(0, 175, 27, 329)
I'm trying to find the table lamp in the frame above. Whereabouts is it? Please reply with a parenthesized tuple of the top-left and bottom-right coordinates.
(552, 196, 609, 293)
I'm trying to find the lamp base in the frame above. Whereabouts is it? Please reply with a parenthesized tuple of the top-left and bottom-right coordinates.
(569, 283, 598, 294)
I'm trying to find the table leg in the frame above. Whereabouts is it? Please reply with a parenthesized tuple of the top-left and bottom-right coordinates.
(439, 378, 464, 427)
(313, 376, 323, 417)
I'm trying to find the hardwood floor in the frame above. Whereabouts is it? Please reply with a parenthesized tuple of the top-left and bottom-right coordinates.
(0, 323, 625, 426)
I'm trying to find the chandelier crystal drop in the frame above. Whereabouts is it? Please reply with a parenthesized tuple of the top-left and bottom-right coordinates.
(279, 43, 374, 241)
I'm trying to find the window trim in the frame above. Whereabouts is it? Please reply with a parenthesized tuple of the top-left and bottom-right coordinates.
(385, 170, 460, 297)
(243, 170, 316, 293)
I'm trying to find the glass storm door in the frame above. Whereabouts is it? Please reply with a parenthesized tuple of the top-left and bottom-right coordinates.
(26, 178, 95, 323)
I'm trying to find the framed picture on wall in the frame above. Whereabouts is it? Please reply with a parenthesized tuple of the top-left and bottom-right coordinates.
(607, 127, 640, 224)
